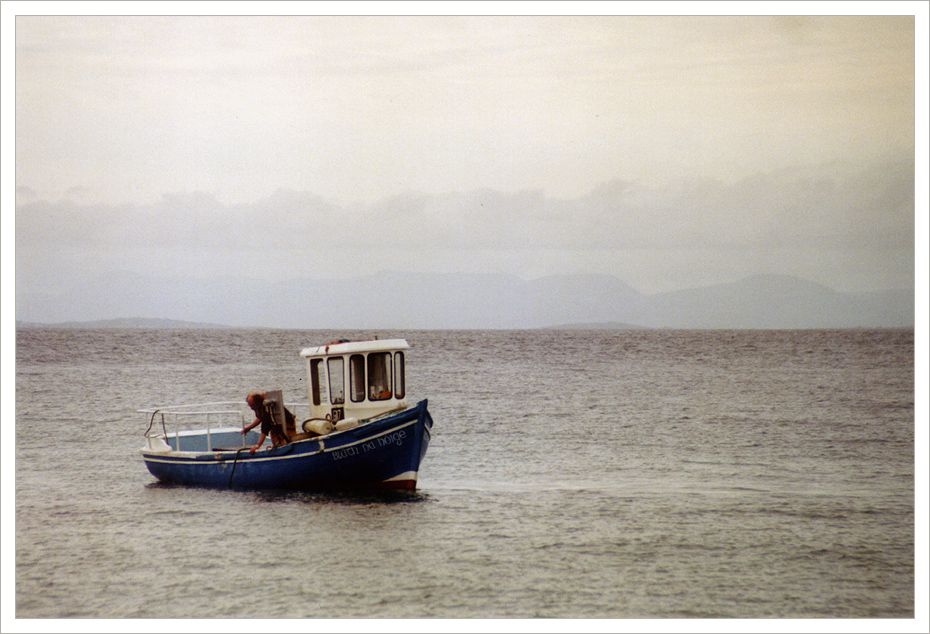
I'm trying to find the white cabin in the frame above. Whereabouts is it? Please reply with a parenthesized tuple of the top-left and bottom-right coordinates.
(300, 338, 409, 427)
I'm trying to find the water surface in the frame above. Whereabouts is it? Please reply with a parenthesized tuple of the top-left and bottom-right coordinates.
(14, 328, 915, 618)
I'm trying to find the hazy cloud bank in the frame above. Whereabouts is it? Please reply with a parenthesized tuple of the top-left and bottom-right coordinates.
(16, 159, 914, 296)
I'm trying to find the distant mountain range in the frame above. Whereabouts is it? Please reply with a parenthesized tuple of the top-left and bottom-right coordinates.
(15, 272, 914, 330)
(15, 317, 228, 330)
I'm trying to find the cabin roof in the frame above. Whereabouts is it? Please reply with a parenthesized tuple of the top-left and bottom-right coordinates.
(300, 338, 409, 358)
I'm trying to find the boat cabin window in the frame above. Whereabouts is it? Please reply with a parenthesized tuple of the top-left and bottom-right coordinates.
(368, 352, 393, 401)
(350, 354, 366, 403)
(328, 357, 345, 404)
(311, 348, 404, 406)
(310, 358, 323, 405)
(394, 352, 405, 399)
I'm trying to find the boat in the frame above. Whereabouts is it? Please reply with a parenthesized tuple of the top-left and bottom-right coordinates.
(139, 338, 433, 491)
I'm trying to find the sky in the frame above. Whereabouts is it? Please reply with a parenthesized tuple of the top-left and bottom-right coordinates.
(4, 3, 928, 319)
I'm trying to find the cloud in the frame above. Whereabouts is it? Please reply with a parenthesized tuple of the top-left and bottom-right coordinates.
(15, 158, 914, 295)
(15, 185, 39, 203)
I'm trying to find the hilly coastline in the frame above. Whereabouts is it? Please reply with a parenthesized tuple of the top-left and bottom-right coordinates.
(15, 317, 230, 329)
(15, 272, 914, 330)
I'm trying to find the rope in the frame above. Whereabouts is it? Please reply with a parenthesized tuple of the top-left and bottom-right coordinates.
(143, 411, 170, 448)
(144, 410, 159, 437)
(227, 448, 248, 488)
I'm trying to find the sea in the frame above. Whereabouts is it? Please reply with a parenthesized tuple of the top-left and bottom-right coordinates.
(11, 327, 919, 626)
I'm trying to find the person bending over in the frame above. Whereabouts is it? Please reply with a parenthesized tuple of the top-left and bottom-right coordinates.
(241, 392, 292, 454)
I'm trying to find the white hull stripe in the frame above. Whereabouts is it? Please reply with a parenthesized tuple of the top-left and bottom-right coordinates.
(142, 418, 419, 464)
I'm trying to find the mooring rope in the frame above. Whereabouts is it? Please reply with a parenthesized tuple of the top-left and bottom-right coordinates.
(227, 448, 248, 488)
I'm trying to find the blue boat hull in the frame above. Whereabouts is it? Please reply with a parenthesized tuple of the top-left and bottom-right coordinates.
(142, 400, 433, 491)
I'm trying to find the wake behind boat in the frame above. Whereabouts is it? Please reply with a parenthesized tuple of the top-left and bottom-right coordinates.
(140, 338, 433, 490)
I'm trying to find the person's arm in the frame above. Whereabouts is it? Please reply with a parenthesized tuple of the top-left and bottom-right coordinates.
(241, 417, 260, 435)
(249, 432, 267, 454)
